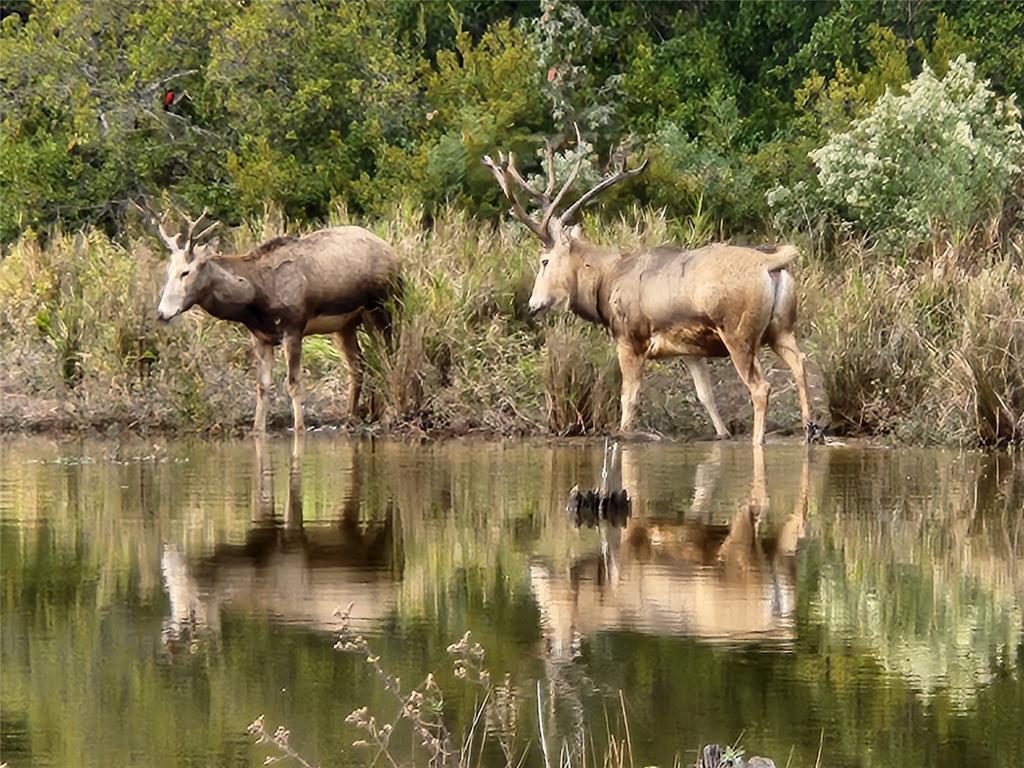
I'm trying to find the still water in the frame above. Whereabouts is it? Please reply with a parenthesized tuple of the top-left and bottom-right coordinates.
(1, 435, 1021, 767)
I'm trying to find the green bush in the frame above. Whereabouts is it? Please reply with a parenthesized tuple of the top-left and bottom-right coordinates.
(772, 56, 1024, 248)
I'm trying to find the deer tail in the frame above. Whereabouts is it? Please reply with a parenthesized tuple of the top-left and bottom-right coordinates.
(762, 244, 799, 272)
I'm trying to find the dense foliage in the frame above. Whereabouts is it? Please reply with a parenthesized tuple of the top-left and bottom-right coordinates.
(2, 0, 1022, 241)
(2, 1, 1023, 446)
(771, 55, 1024, 246)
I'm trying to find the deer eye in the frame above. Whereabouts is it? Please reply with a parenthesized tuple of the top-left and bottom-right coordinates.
(541, 258, 549, 269)
(179, 269, 191, 278)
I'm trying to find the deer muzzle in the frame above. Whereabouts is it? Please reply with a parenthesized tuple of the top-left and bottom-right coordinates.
(528, 296, 553, 317)
(156, 305, 181, 323)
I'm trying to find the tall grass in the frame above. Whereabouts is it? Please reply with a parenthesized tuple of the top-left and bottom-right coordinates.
(801, 226, 1024, 446)
(1, 205, 1021, 446)
(251, 619, 778, 768)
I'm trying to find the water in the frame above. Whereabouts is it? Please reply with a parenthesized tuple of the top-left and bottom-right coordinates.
(1, 435, 1021, 767)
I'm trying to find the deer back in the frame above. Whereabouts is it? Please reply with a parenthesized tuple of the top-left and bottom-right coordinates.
(604, 244, 797, 336)
(241, 226, 400, 316)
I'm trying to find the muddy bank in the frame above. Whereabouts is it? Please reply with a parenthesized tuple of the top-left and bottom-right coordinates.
(0, 358, 818, 442)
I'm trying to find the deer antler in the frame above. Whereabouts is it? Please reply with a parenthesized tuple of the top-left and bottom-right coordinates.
(483, 124, 647, 244)
(182, 207, 220, 251)
(556, 155, 649, 227)
(482, 151, 556, 246)
(540, 123, 586, 233)
(132, 198, 182, 251)
(132, 199, 220, 254)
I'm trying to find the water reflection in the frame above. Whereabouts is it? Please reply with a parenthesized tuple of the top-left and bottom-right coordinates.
(161, 436, 400, 651)
(810, 449, 1024, 709)
(1, 436, 1021, 768)
(532, 444, 814, 654)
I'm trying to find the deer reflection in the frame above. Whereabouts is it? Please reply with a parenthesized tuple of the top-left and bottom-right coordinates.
(531, 443, 812, 656)
(161, 436, 399, 650)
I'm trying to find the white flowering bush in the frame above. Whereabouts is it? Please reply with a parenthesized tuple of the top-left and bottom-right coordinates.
(771, 56, 1024, 247)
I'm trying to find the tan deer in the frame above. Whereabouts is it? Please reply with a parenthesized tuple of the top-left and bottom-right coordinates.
(140, 204, 401, 433)
(483, 127, 812, 444)
(531, 442, 812, 655)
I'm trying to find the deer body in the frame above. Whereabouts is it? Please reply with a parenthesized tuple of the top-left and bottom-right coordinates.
(176, 228, 398, 344)
(538, 236, 809, 442)
(558, 241, 797, 356)
(484, 127, 812, 444)
(150, 213, 400, 433)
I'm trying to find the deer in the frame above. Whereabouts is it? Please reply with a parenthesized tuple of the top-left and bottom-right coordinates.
(161, 437, 399, 650)
(483, 127, 813, 445)
(138, 203, 402, 433)
(531, 441, 813, 657)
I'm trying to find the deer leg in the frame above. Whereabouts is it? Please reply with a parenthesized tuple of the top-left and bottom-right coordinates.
(332, 326, 364, 421)
(252, 335, 274, 435)
(366, 303, 394, 352)
(283, 331, 304, 432)
(722, 335, 771, 446)
(617, 343, 644, 432)
(771, 331, 812, 439)
(682, 355, 731, 439)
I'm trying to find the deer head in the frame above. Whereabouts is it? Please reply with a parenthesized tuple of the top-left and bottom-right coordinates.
(483, 125, 647, 315)
(135, 201, 221, 322)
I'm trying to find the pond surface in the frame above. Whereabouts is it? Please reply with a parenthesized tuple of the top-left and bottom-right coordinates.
(1, 435, 1022, 767)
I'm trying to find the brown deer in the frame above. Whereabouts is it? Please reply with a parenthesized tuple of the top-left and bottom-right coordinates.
(161, 437, 399, 649)
(140, 204, 401, 433)
(483, 127, 812, 444)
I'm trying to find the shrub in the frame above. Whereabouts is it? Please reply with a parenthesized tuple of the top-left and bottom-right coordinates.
(541, 319, 619, 435)
(773, 56, 1024, 249)
(804, 236, 1024, 446)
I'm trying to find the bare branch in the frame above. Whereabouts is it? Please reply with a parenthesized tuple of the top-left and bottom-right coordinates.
(141, 69, 199, 97)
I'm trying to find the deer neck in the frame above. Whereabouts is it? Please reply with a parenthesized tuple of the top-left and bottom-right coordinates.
(569, 243, 618, 327)
(198, 259, 257, 321)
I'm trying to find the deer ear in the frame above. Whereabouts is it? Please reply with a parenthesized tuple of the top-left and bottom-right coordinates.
(568, 224, 582, 240)
(190, 239, 218, 262)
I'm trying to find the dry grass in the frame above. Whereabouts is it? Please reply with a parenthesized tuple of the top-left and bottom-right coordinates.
(801, 225, 1024, 446)
(1, 205, 1021, 446)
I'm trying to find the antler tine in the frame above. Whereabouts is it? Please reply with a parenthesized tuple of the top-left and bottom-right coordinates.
(183, 207, 210, 238)
(482, 153, 513, 198)
(504, 151, 547, 204)
(132, 198, 181, 251)
(557, 154, 649, 227)
(542, 140, 557, 198)
(539, 123, 585, 232)
(183, 207, 220, 250)
(482, 153, 554, 245)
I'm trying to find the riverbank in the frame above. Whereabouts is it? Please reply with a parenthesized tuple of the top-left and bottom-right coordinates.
(0, 350, 815, 441)
(1, 207, 1021, 446)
